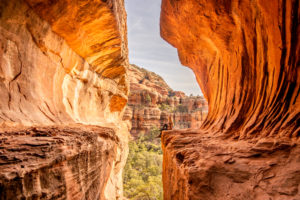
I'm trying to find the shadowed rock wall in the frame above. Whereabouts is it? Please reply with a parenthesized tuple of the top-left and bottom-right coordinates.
(0, 125, 120, 200)
(0, 0, 130, 199)
(160, 0, 300, 199)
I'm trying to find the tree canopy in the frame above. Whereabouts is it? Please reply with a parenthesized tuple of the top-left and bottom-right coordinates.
(123, 127, 163, 200)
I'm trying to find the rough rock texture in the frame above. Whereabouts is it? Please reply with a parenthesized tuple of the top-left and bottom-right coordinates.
(0, 125, 120, 200)
(162, 130, 300, 200)
(160, 0, 300, 199)
(0, 0, 130, 199)
(124, 64, 208, 137)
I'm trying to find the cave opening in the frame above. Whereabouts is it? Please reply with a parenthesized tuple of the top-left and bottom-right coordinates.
(122, 0, 208, 199)
(0, 0, 299, 199)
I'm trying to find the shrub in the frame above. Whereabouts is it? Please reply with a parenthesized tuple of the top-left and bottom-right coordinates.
(158, 103, 171, 111)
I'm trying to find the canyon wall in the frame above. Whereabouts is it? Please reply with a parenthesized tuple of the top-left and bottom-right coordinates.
(0, 0, 130, 199)
(124, 64, 208, 137)
(160, 0, 300, 199)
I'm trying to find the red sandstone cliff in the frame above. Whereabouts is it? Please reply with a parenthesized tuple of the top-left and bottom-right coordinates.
(123, 64, 208, 137)
(0, 0, 130, 199)
(160, 0, 300, 199)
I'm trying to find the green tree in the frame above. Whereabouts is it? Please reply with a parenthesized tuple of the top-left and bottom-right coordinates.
(123, 128, 163, 200)
(158, 103, 171, 111)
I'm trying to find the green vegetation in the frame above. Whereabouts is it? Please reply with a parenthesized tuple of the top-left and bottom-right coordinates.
(158, 103, 189, 113)
(145, 94, 152, 104)
(123, 127, 163, 200)
(158, 103, 171, 111)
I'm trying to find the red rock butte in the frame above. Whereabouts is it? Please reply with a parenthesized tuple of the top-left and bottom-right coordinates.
(0, 0, 299, 199)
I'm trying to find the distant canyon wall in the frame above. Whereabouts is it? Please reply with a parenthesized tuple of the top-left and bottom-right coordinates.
(124, 65, 208, 137)
(160, 0, 300, 199)
(0, 0, 130, 199)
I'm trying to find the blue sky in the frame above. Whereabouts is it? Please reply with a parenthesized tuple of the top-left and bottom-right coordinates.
(125, 0, 203, 96)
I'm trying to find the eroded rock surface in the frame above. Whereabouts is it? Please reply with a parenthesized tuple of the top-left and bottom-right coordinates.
(0, 125, 119, 200)
(161, 0, 299, 138)
(162, 130, 300, 200)
(160, 0, 300, 199)
(0, 0, 128, 125)
(0, 0, 129, 199)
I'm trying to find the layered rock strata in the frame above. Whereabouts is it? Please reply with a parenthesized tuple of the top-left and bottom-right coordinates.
(0, 0, 130, 199)
(160, 0, 300, 199)
(0, 125, 120, 200)
(124, 64, 208, 137)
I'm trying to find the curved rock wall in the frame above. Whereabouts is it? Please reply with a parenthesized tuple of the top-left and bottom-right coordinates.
(0, 0, 128, 126)
(0, 0, 129, 199)
(161, 0, 299, 139)
(160, 0, 300, 199)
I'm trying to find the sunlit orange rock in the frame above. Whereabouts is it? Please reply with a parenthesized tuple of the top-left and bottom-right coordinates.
(0, 0, 129, 125)
(160, 0, 300, 199)
(0, 0, 129, 199)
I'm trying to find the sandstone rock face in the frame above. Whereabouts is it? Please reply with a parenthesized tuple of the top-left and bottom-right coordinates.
(162, 130, 300, 200)
(161, 0, 299, 138)
(160, 0, 299, 199)
(0, 125, 120, 200)
(0, 0, 128, 126)
(125, 64, 208, 137)
(0, 0, 130, 199)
